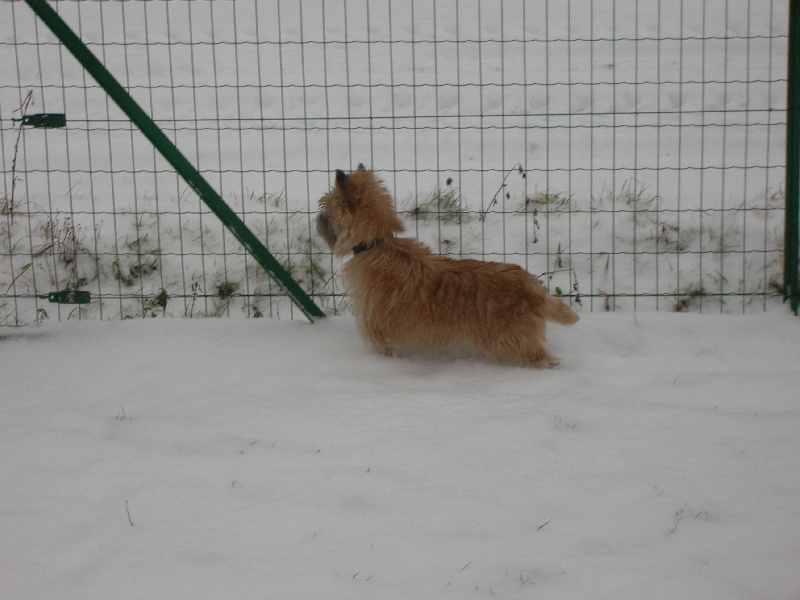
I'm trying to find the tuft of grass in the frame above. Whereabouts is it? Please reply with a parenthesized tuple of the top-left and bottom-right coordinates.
(256, 190, 287, 210)
(519, 190, 572, 213)
(217, 280, 239, 300)
(249, 302, 264, 318)
(407, 183, 469, 224)
(670, 502, 712, 534)
(673, 286, 707, 312)
(289, 232, 329, 287)
(619, 178, 660, 210)
(36, 215, 95, 289)
(112, 216, 161, 287)
(209, 280, 241, 317)
(142, 288, 169, 316)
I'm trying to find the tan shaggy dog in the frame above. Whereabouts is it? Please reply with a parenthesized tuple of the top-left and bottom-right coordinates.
(316, 166, 579, 367)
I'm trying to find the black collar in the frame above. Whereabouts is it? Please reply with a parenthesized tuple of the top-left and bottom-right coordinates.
(352, 240, 381, 255)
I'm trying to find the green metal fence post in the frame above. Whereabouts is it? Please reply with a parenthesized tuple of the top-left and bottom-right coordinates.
(787, 0, 800, 315)
(24, 0, 325, 322)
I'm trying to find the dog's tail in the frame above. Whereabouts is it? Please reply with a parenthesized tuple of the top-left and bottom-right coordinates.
(540, 295, 580, 325)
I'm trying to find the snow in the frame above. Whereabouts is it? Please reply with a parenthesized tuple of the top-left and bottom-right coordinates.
(2, 312, 799, 599)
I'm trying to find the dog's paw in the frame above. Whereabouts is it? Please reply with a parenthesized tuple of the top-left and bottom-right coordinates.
(537, 356, 561, 368)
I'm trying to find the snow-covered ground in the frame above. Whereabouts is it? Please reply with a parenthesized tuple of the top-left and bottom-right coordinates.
(2, 4, 798, 597)
(1, 312, 798, 599)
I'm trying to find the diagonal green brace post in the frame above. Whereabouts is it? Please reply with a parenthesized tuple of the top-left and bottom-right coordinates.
(24, 0, 325, 322)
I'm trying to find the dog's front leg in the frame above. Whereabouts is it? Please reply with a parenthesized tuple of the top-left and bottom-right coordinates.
(356, 319, 396, 357)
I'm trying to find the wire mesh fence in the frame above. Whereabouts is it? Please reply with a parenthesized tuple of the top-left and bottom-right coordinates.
(0, 0, 790, 324)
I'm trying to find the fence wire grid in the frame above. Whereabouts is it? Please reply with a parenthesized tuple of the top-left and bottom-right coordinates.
(0, 0, 790, 323)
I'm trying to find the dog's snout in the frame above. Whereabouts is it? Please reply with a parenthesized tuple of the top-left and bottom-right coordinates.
(316, 211, 338, 249)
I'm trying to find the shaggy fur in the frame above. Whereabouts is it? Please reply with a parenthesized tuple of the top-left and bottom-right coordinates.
(316, 166, 579, 367)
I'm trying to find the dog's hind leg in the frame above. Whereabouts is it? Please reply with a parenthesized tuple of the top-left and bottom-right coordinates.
(489, 342, 559, 368)
(484, 319, 560, 368)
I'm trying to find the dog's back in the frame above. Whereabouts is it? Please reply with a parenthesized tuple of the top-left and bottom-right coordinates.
(368, 241, 579, 326)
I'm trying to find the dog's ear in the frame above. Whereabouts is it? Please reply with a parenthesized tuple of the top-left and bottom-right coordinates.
(357, 163, 366, 171)
(334, 169, 359, 212)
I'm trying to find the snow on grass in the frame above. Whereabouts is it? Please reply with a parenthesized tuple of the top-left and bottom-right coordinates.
(1, 312, 798, 599)
(0, 0, 788, 322)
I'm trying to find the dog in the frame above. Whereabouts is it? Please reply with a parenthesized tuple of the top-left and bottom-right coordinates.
(316, 166, 579, 367)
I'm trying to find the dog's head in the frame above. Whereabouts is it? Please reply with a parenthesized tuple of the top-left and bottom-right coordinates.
(316, 165, 405, 256)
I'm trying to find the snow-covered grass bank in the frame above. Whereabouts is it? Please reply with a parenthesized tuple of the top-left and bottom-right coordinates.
(1, 312, 798, 599)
